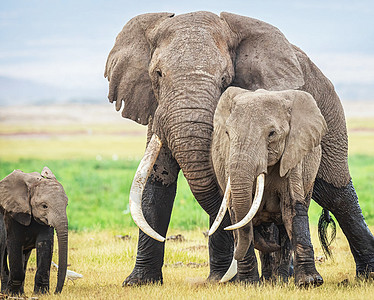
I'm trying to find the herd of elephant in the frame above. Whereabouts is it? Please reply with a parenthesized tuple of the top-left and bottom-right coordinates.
(0, 11, 373, 296)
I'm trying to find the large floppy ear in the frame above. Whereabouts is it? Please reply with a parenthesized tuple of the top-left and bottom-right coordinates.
(279, 91, 328, 177)
(0, 170, 42, 225)
(220, 12, 304, 91)
(104, 12, 174, 125)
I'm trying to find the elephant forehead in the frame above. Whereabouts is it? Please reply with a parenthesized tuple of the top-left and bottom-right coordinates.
(154, 11, 230, 46)
(32, 180, 68, 205)
(159, 11, 220, 30)
(235, 93, 285, 112)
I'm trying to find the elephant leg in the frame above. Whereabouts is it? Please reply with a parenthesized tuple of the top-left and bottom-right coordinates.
(260, 251, 275, 282)
(236, 242, 259, 283)
(313, 178, 374, 277)
(6, 242, 25, 295)
(34, 230, 54, 294)
(123, 175, 177, 286)
(284, 202, 322, 287)
(21, 249, 32, 294)
(259, 224, 292, 283)
(207, 213, 235, 281)
(0, 246, 9, 293)
(275, 224, 293, 282)
(257, 223, 279, 281)
(0, 214, 8, 292)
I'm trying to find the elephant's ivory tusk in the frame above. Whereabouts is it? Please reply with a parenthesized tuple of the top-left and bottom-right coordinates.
(129, 134, 165, 242)
(208, 177, 231, 236)
(219, 250, 237, 283)
(224, 173, 265, 231)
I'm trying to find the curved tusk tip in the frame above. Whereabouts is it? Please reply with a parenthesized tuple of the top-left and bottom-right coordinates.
(207, 229, 215, 236)
(224, 225, 235, 231)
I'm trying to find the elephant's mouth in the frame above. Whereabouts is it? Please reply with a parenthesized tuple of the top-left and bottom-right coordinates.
(34, 216, 48, 226)
(208, 173, 265, 235)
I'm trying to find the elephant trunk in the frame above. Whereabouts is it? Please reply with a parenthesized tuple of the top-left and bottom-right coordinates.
(159, 90, 222, 216)
(228, 150, 266, 261)
(52, 216, 68, 293)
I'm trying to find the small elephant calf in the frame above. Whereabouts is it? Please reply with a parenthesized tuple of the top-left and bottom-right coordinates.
(0, 167, 68, 295)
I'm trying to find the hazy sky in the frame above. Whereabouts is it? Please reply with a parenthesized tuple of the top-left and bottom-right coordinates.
(0, 0, 373, 99)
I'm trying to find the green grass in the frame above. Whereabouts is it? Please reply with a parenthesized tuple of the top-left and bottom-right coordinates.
(21, 226, 374, 299)
(0, 153, 373, 231)
(0, 158, 207, 231)
(0, 116, 373, 231)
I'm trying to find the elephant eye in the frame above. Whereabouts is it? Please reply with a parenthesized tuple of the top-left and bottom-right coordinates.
(268, 130, 276, 138)
(42, 204, 48, 209)
(156, 70, 162, 77)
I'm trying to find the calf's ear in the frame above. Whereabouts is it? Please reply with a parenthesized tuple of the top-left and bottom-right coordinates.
(0, 170, 41, 225)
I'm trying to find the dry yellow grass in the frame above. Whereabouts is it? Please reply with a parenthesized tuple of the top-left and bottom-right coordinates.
(18, 225, 374, 300)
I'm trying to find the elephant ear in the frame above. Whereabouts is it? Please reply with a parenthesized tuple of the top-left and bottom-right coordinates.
(41, 166, 56, 180)
(279, 91, 328, 177)
(104, 12, 174, 125)
(0, 170, 41, 225)
(220, 12, 304, 91)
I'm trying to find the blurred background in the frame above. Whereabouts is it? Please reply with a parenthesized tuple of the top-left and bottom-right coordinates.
(1, 0, 373, 103)
(0, 0, 373, 231)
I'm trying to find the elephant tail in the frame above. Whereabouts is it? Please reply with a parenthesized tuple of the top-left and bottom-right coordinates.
(318, 208, 336, 259)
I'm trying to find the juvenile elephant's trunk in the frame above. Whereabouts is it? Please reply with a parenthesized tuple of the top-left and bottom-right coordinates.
(227, 150, 266, 261)
(54, 218, 68, 293)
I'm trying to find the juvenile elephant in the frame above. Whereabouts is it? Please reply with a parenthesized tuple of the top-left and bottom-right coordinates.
(210, 87, 327, 285)
(105, 11, 374, 285)
(0, 167, 68, 295)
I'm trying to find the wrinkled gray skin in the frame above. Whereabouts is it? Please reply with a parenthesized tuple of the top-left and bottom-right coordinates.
(0, 167, 68, 295)
(212, 88, 326, 285)
(105, 11, 374, 285)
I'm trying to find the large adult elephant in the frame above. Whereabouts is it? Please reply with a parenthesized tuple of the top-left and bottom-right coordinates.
(105, 11, 374, 285)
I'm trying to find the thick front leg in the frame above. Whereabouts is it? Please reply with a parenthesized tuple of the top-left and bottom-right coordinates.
(259, 224, 292, 283)
(207, 213, 234, 281)
(0, 214, 8, 293)
(0, 247, 8, 293)
(6, 242, 25, 295)
(285, 202, 323, 287)
(34, 227, 54, 294)
(313, 178, 374, 277)
(236, 242, 259, 283)
(123, 176, 177, 286)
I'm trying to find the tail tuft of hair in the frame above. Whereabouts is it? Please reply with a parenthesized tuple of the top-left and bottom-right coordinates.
(318, 208, 336, 259)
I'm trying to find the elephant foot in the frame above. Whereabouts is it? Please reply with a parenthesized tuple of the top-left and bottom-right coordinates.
(122, 268, 162, 286)
(1, 280, 8, 293)
(34, 284, 50, 294)
(356, 262, 374, 279)
(6, 279, 24, 296)
(295, 271, 323, 287)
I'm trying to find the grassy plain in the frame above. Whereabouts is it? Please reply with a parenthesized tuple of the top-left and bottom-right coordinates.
(20, 227, 374, 299)
(0, 104, 374, 299)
